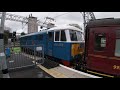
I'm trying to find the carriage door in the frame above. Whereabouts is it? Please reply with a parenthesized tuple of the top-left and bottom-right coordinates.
(87, 28, 110, 70)
(47, 31, 54, 56)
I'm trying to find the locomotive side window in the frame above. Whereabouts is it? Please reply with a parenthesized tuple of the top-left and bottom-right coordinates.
(61, 30, 66, 41)
(55, 31, 60, 41)
(69, 30, 77, 41)
(76, 31, 84, 41)
(94, 33, 106, 51)
(115, 30, 120, 57)
(48, 32, 53, 41)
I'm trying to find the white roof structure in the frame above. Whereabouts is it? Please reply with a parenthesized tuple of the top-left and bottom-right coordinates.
(48, 25, 83, 32)
(20, 25, 84, 38)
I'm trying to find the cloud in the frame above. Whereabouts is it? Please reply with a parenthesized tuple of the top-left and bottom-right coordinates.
(94, 12, 120, 19)
(16, 28, 27, 34)
(55, 12, 83, 21)
(2, 12, 120, 33)
(55, 12, 83, 25)
(3, 12, 84, 33)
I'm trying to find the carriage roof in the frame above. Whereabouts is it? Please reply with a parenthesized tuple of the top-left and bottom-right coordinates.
(87, 18, 120, 28)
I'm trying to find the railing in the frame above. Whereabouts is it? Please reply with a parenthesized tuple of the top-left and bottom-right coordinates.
(4, 44, 45, 70)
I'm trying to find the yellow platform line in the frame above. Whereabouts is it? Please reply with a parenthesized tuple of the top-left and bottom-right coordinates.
(87, 70, 114, 78)
(37, 64, 68, 78)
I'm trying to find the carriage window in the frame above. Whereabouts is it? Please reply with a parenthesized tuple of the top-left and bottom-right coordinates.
(48, 32, 53, 41)
(55, 31, 60, 41)
(61, 30, 66, 41)
(69, 30, 77, 41)
(94, 33, 106, 51)
(115, 30, 120, 57)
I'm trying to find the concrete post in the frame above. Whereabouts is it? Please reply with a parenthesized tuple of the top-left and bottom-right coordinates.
(0, 12, 10, 78)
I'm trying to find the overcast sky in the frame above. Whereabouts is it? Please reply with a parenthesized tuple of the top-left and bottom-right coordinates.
(2, 12, 120, 33)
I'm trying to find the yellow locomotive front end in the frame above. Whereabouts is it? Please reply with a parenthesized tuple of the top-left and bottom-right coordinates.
(68, 29, 85, 68)
(71, 43, 84, 58)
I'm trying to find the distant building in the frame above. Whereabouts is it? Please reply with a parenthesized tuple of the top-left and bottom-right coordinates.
(28, 16, 38, 34)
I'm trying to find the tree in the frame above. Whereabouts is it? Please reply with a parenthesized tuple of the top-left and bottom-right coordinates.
(4, 30, 9, 45)
(21, 32, 26, 36)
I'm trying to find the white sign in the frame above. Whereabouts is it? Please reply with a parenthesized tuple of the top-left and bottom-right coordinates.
(101, 38, 106, 43)
(36, 47, 42, 51)
(101, 43, 106, 47)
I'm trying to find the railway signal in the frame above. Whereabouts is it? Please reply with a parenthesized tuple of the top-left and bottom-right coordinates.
(12, 31, 16, 46)
(13, 31, 16, 38)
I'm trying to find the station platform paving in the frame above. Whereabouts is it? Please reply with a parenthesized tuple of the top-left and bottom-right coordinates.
(37, 64, 101, 78)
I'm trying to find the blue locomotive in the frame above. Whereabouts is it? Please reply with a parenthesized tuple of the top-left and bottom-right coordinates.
(20, 25, 85, 67)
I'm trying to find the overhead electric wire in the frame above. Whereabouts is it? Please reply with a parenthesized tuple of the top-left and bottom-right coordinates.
(41, 12, 71, 27)
(53, 12, 71, 19)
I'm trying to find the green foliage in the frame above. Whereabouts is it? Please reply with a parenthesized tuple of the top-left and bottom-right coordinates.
(11, 47, 21, 53)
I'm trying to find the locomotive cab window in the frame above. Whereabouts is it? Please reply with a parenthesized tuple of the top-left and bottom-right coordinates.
(69, 30, 77, 41)
(115, 30, 120, 57)
(69, 30, 84, 41)
(94, 33, 106, 51)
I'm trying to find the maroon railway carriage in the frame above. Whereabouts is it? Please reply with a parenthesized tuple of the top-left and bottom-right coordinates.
(85, 18, 120, 76)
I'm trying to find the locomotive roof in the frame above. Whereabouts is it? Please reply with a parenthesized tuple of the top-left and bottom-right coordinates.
(20, 25, 83, 38)
(47, 25, 83, 32)
(87, 18, 120, 28)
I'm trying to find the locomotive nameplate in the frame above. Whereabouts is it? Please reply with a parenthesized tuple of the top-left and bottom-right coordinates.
(54, 43, 64, 47)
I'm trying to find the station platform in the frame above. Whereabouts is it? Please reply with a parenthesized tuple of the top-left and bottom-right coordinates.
(37, 64, 101, 78)
(0, 63, 101, 78)
(8, 66, 54, 78)
(22, 53, 101, 78)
